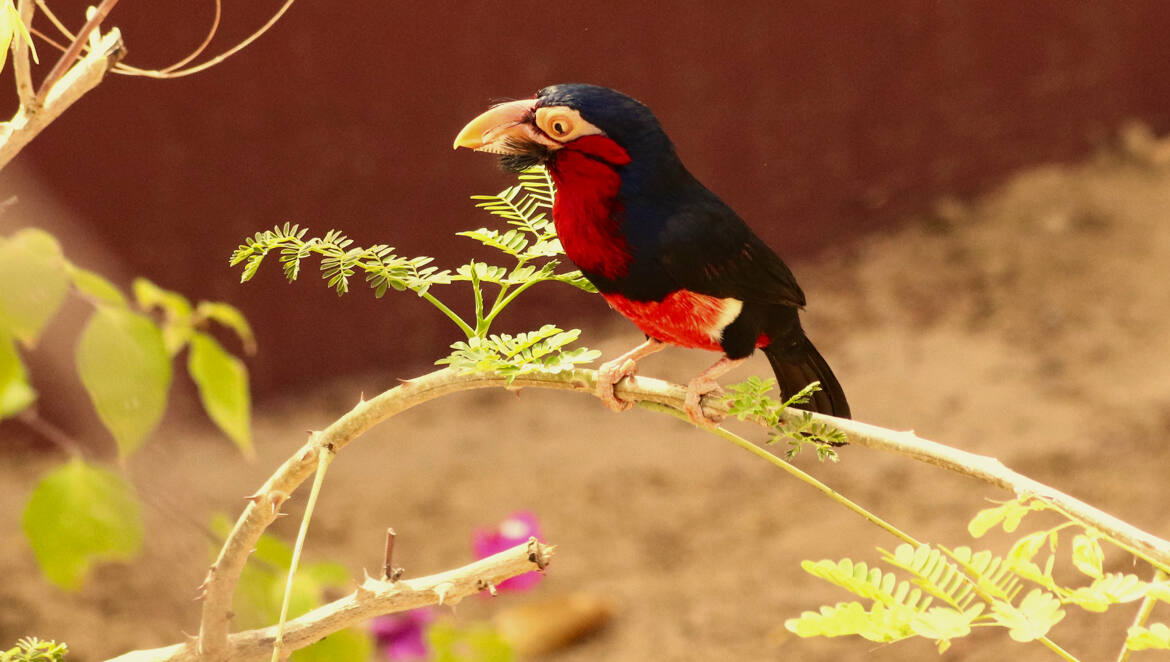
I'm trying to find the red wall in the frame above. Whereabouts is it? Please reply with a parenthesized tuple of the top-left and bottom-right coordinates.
(4, 0, 1170, 397)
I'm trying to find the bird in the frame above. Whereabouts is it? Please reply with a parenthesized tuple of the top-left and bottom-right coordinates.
(453, 83, 849, 426)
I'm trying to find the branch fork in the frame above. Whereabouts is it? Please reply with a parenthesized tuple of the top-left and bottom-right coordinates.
(1, 2, 125, 171)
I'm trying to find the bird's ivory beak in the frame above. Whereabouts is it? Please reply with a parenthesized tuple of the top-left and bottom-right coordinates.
(453, 98, 548, 152)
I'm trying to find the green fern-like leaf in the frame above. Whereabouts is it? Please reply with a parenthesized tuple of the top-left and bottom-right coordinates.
(968, 497, 1045, 537)
(456, 228, 530, 257)
(943, 545, 1023, 604)
(910, 606, 983, 653)
(789, 556, 984, 648)
(553, 269, 598, 293)
(990, 588, 1066, 642)
(1064, 572, 1149, 612)
(0, 637, 68, 662)
(455, 262, 508, 284)
(785, 601, 917, 643)
(470, 166, 557, 236)
(801, 558, 931, 610)
(436, 324, 601, 384)
(720, 377, 845, 459)
(230, 165, 588, 338)
(1127, 622, 1170, 651)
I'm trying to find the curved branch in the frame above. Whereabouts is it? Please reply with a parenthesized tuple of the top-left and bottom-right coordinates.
(110, 538, 554, 662)
(190, 366, 1170, 659)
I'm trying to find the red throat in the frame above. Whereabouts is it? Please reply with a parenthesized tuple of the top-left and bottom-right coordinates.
(549, 136, 633, 280)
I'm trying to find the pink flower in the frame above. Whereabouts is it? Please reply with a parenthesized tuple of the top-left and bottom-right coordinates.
(370, 608, 435, 660)
(472, 511, 544, 592)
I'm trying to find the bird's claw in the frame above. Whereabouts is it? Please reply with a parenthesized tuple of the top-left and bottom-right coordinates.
(684, 377, 725, 428)
(598, 357, 638, 413)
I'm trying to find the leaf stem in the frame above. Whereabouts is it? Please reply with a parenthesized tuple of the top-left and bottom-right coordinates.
(1036, 636, 1081, 662)
(469, 262, 485, 335)
(271, 444, 335, 662)
(419, 291, 473, 339)
(638, 401, 920, 547)
(481, 278, 545, 329)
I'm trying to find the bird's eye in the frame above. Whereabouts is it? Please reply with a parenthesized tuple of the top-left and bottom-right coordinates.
(534, 107, 598, 143)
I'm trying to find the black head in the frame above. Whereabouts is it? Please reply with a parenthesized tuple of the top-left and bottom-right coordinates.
(534, 84, 672, 156)
(454, 84, 677, 171)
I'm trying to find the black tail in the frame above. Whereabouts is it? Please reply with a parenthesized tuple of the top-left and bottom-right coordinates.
(763, 335, 851, 419)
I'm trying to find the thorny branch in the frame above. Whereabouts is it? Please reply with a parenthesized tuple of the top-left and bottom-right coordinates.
(108, 538, 554, 662)
(165, 366, 1170, 662)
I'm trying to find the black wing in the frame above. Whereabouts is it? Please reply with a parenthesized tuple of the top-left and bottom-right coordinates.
(653, 198, 806, 308)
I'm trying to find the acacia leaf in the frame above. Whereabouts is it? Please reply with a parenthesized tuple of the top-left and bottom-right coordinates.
(1127, 622, 1170, 651)
(990, 589, 1065, 642)
(1071, 533, 1104, 579)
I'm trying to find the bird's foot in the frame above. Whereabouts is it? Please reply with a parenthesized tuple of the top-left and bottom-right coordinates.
(684, 376, 726, 428)
(597, 356, 639, 413)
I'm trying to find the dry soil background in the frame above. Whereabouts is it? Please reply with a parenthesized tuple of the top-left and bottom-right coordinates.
(3, 132, 1170, 661)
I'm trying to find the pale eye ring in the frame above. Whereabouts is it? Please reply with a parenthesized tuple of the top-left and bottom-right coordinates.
(550, 119, 570, 137)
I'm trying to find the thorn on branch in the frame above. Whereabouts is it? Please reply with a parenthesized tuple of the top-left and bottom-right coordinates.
(195, 565, 215, 600)
(477, 578, 498, 597)
(266, 490, 290, 516)
(434, 582, 455, 606)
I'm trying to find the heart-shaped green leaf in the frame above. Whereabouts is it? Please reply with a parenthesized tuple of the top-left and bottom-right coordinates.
(76, 306, 172, 458)
(23, 459, 143, 590)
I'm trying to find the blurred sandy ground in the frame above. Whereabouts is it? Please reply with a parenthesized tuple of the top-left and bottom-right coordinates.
(3, 132, 1170, 660)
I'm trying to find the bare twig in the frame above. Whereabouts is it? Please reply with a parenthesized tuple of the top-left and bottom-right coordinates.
(33, 0, 75, 43)
(115, 0, 296, 79)
(157, 0, 221, 74)
(0, 27, 122, 171)
(33, 0, 119, 106)
(109, 538, 554, 662)
(383, 528, 401, 581)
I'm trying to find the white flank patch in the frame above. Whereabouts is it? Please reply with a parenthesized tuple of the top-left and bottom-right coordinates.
(709, 298, 743, 341)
